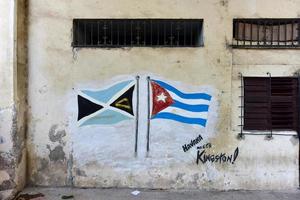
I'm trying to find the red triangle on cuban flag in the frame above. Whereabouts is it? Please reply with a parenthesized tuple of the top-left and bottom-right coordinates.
(151, 81, 174, 117)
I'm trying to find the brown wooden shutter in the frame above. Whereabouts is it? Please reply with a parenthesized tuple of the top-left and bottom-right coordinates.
(244, 77, 270, 130)
(271, 77, 298, 130)
(244, 77, 298, 131)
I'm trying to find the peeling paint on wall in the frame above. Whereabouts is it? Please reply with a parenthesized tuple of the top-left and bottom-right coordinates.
(0, 153, 16, 192)
(0, 152, 15, 170)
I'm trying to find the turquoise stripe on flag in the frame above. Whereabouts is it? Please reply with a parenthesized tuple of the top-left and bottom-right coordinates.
(79, 109, 132, 127)
(82, 80, 132, 103)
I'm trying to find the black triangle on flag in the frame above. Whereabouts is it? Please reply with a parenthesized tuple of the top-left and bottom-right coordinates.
(110, 85, 135, 116)
(78, 95, 103, 121)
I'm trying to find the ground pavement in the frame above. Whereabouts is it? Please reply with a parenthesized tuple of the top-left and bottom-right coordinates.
(14, 187, 300, 200)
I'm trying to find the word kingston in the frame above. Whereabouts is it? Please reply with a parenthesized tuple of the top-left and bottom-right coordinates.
(196, 147, 239, 164)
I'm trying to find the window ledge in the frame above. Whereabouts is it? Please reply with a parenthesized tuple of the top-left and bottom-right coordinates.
(242, 130, 298, 137)
(231, 45, 300, 49)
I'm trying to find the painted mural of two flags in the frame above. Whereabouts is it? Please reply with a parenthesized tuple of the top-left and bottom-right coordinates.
(78, 78, 212, 128)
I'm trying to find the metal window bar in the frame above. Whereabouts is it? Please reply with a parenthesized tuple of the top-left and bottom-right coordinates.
(257, 21, 260, 46)
(136, 21, 140, 45)
(130, 21, 133, 46)
(285, 22, 287, 46)
(238, 72, 244, 139)
(76, 20, 80, 46)
(196, 21, 200, 46)
(297, 72, 300, 139)
(176, 22, 180, 46)
(110, 21, 113, 46)
(143, 21, 146, 46)
(117, 21, 120, 46)
(291, 20, 294, 46)
(190, 22, 193, 46)
(250, 22, 252, 46)
(232, 18, 300, 48)
(150, 20, 153, 46)
(103, 21, 107, 45)
(271, 21, 273, 45)
(124, 21, 126, 46)
(278, 21, 280, 46)
(97, 21, 100, 45)
(236, 20, 239, 46)
(183, 21, 186, 46)
(264, 20, 266, 45)
(90, 22, 93, 45)
(164, 21, 166, 45)
(170, 22, 173, 46)
(243, 21, 246, 46)
(298, 20, 300, 45)
(267, 72, 273, 139)
(296, 72, 300, 189)
(84, 22, 87, 45)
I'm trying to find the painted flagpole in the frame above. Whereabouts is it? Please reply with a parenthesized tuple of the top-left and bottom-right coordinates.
(146, 76, 151, 153)
(135, 75, 140, 156)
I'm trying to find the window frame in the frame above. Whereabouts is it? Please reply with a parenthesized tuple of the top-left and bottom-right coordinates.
(243, 76, 299, 132)
(72, 19, 204, 48)
(232, 18, 300, 49)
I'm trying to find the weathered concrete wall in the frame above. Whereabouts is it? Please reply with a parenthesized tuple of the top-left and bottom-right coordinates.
(0, 0, 27, 199)
(26, 0, 299, 190)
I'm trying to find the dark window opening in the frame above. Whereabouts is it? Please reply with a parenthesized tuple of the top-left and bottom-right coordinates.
(233, 19, 300, 48)
(243, 77, 299, 131)
(72, 19, 203, 48)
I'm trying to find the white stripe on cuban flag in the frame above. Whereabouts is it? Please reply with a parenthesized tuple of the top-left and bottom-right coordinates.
(151, 79, 212, 127)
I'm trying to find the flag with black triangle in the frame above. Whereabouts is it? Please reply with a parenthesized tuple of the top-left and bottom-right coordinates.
(77, 80, 136, 126)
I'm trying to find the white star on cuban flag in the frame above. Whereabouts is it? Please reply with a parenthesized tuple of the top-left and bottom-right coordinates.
(156, 92, 167, 103)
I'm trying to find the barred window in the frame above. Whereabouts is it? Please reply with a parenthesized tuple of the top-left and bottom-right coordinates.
(72, 19, 203, 48)
(244, 77, 298, 131)
(233, 19, 300, 48)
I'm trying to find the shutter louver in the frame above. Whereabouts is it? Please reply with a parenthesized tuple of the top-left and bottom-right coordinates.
(244, 78, 270, 130)
(271, 78, 298, 130)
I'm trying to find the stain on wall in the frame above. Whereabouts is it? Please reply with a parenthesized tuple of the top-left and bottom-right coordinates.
(0, 136, 4, 144)
(49, 124, 66, 145)
(47, 145, 66, 162)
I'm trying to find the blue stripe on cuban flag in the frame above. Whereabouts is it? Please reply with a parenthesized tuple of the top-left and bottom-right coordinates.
(154, 80, 212, 101)
(151, 80, 212, 127)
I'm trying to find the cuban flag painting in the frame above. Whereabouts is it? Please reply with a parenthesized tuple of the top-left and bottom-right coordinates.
(150, 79, 212, 127)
